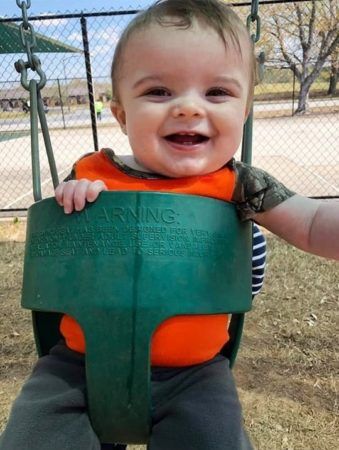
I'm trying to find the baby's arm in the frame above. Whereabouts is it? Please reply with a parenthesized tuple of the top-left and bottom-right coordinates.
(234, 162, 339, 261)
(55, 179, 107, 214)
(254, 195, 339, 260)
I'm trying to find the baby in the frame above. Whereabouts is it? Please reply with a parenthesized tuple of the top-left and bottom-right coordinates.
(1, 1, 338, 449)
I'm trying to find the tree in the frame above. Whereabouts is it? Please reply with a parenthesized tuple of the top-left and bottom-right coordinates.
(327, 47, 338, 95)
(265, 0, 338, 114)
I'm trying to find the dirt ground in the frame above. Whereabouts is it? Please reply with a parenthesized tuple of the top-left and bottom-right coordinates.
(0, 219, 338, 450)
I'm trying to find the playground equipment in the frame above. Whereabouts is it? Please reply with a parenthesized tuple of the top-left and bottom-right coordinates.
(15, 0, 262, 445)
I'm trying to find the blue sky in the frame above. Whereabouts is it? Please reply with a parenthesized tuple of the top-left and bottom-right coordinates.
(1, 1, 150, 17)
(1, 1, 153, 85)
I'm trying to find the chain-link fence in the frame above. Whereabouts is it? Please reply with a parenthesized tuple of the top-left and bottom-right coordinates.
(0, 0, 338, 213)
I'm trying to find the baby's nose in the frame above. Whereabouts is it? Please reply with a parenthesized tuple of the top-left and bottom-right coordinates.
(171, 96, 205, 119)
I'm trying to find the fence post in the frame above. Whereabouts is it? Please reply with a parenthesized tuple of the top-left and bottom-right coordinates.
(80, 14, 99, 151)
(57, 78, 66, 129)
(62, 58, 71, 112)
(292, 70, 296, 116)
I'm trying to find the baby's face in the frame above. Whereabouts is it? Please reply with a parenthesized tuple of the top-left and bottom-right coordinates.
(112, 20, 251, 177)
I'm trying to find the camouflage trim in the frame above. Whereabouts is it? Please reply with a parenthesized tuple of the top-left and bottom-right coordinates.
(65, 148, 237, 182)
(233, 161, 295, 221)
(102, 149, 235, 180)
(63, 151, 96, 182)
(63, 171, 75, 182)
(64, 149, 287, 221)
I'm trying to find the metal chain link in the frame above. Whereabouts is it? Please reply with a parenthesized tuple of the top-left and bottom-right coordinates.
(248, 0, 265, 84)
(247, 0, 261, 43)
(14, 0, 46, 89)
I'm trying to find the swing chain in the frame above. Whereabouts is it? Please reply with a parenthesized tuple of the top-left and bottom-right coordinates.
(246, 0, 261, 43)
(14, 0, 59, 200)
(241, 0, 262, 165)
(14, 0, 46, 90)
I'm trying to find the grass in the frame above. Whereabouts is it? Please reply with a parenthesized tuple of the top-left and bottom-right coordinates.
(0, 131, 30, 142)
(254, 81, 332, 97)
(0, 219, 338, 449)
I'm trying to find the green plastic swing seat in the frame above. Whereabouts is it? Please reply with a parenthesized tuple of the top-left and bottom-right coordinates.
(22, 191, 252, 444)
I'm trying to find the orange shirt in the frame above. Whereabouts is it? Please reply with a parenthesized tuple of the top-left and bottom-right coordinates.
(60, 149, 236, 366)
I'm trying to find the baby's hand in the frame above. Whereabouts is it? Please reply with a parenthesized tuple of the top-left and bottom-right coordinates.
(55, 179, 107, 214)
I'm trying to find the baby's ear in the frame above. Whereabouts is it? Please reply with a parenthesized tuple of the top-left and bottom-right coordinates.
(111, 100, 127, 134)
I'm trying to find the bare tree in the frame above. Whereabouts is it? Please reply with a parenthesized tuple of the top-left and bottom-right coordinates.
(266, 0, 338, 114)
(327, 47, 338, 95)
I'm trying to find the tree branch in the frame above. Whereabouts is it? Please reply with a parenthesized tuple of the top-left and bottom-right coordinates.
(295, 4, 306, 47)
(307, 0, 316, 49)
(273, 15, 301, 80)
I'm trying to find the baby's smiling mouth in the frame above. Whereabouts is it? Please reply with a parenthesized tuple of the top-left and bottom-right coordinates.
(164, 132, 209, 146)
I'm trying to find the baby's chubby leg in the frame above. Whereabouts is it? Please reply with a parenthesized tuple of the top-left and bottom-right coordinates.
(0, 342, 101, 450)
(149, 355, 253, 450)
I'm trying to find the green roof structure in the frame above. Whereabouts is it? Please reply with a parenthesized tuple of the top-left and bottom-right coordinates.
(0, 22, 80, 54)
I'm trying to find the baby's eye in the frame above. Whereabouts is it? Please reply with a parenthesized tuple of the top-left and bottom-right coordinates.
(206, 87, 230, 97)
(144, 88, 171, 97)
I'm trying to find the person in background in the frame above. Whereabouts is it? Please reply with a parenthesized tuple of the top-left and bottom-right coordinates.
(95, 99, 103, 120)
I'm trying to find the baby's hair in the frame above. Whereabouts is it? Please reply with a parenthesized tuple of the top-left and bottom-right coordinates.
(111, 0, 256, 107)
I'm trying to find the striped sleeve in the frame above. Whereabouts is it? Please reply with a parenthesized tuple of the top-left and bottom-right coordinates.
(251, 223, 266, 296)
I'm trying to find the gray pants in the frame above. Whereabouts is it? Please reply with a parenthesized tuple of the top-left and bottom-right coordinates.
(0, 343, 252, 450)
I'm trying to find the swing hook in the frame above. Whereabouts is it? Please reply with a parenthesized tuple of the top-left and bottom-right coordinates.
(15, 55, 47, 91)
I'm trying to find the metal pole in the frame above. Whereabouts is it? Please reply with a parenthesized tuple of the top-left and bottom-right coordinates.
(57, 78, 66, 129)
(62, 57, 71, 112)
(81, 14, 99, 151)
(241, 108, 253, 165)
(292, 69, 296, 116)
(37, 90, 59, 188)
(29, 79, 42, 201)
(242, 0, 260, 165)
